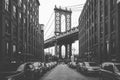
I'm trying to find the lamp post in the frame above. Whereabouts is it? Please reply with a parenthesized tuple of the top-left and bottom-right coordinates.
(72, 48, 76, 55)
(85, 51, 91, 61)
(106, 40, 109, 54)
(71, 48, 76, 62)
(106, 40, 110, 61)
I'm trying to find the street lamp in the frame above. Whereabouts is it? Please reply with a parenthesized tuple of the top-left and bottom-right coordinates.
(18, 51, 21, 54)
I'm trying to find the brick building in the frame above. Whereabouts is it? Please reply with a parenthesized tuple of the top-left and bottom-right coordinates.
(0, 0, 44, 66)
(79, 0, 120, 63)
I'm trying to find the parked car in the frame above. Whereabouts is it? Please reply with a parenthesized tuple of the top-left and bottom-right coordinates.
(32, 62, 42, 79)
(0, 62, 22, 80)
(68, 62, 77, 68)
(5, 62, 35, 80)
(76, 62, 83, 72)
(49, 62, 57, 69)
(81, 62, 100, 74)
(17, 62, 35, 80)
(100, 62, 120, 80)
(72, 62, 77, 68)
(41, 62, 47, 74)
(46, 63, 50, 70)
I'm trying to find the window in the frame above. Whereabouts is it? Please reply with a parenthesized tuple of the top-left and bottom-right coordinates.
(92, 27, 94, 34)
(100, 8, 103, 22)
(5, 0, 9, 11)
(35, 12, 36, 16)
(13, 45, 16, 53)
(35, 21, 36, 25)
(27, 11, 29, 15)
(33, 8, 34, 12)
(111, 0, 115, 10)
(94, 24, 97, 32)
(24, 18, 26, 23)
(103, 65, 114, 72)
(19, 12, 21, 19)
(89, 62, 98, 66)
(30, 3, 32, 7)
(105, 0, 108, 17)
(6, 42, 9, 50)
(100, 0, 103, 6)
(95, 35, 97, 43)
(23, 4, 26, 13)
(111, 39, 115, 54)
(13, 5, 16, 18)
(20, 29, 23, 40)
(5, 20, 10, 33)
(35, 3, 37, 7)
(100, 23, 103, 38)
(30, 15, 32, 21)
(13, 25, 17, 37)
(6, 42, 9, 54)
(116, 65, 120, 72)
(18, 0, 22, 7)
(33, 18, 34, 22)
(105, 21, 108, 35)
(111, 16, 116, 32)
(19, 13, 21, 23)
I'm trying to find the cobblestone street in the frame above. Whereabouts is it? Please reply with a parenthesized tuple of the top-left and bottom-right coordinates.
(40, 64, 99, 80)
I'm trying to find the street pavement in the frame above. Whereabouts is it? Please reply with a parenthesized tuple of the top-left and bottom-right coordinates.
(40, 64, 99, 80)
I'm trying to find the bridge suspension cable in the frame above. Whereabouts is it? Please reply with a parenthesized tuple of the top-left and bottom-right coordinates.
(70, 6, 84, 11)
(62, 3, 85, 12)
(65, 4, 84, 8)
(44, 12, 54, 34)
(45, 29, 54, 40)
(71, 8, 83, 12)
(45, 28, 55, 40)
(44, 18, 55, 38)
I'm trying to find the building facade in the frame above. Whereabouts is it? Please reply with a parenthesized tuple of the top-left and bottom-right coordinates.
(0, 0, 44, 66)
(79, 0, 120, 63)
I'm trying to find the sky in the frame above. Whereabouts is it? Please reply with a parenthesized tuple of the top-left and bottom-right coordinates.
(39, 0, 86, 56)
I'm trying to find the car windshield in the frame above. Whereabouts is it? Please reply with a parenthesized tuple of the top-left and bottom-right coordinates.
(116, 64, 120, 72)
(89, 62, 98, 66)
(17, 63, 26, 71)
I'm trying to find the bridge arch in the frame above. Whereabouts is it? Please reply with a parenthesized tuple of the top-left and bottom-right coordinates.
(61, 15, 66, 32)
(61, 45, 65, 58)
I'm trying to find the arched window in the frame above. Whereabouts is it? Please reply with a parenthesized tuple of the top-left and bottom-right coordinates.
(61, 15, 66, 32)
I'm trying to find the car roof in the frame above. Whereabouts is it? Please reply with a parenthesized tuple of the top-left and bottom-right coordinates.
(84, 62, 96, 64)
(102, 62, 120, 66)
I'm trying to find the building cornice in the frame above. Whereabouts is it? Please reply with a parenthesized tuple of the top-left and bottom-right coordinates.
(36, 0, 40, 6)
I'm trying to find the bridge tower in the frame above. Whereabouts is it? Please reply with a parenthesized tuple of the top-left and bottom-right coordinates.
(54, 5, 72, 35)
(54, 5, 72, 59)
